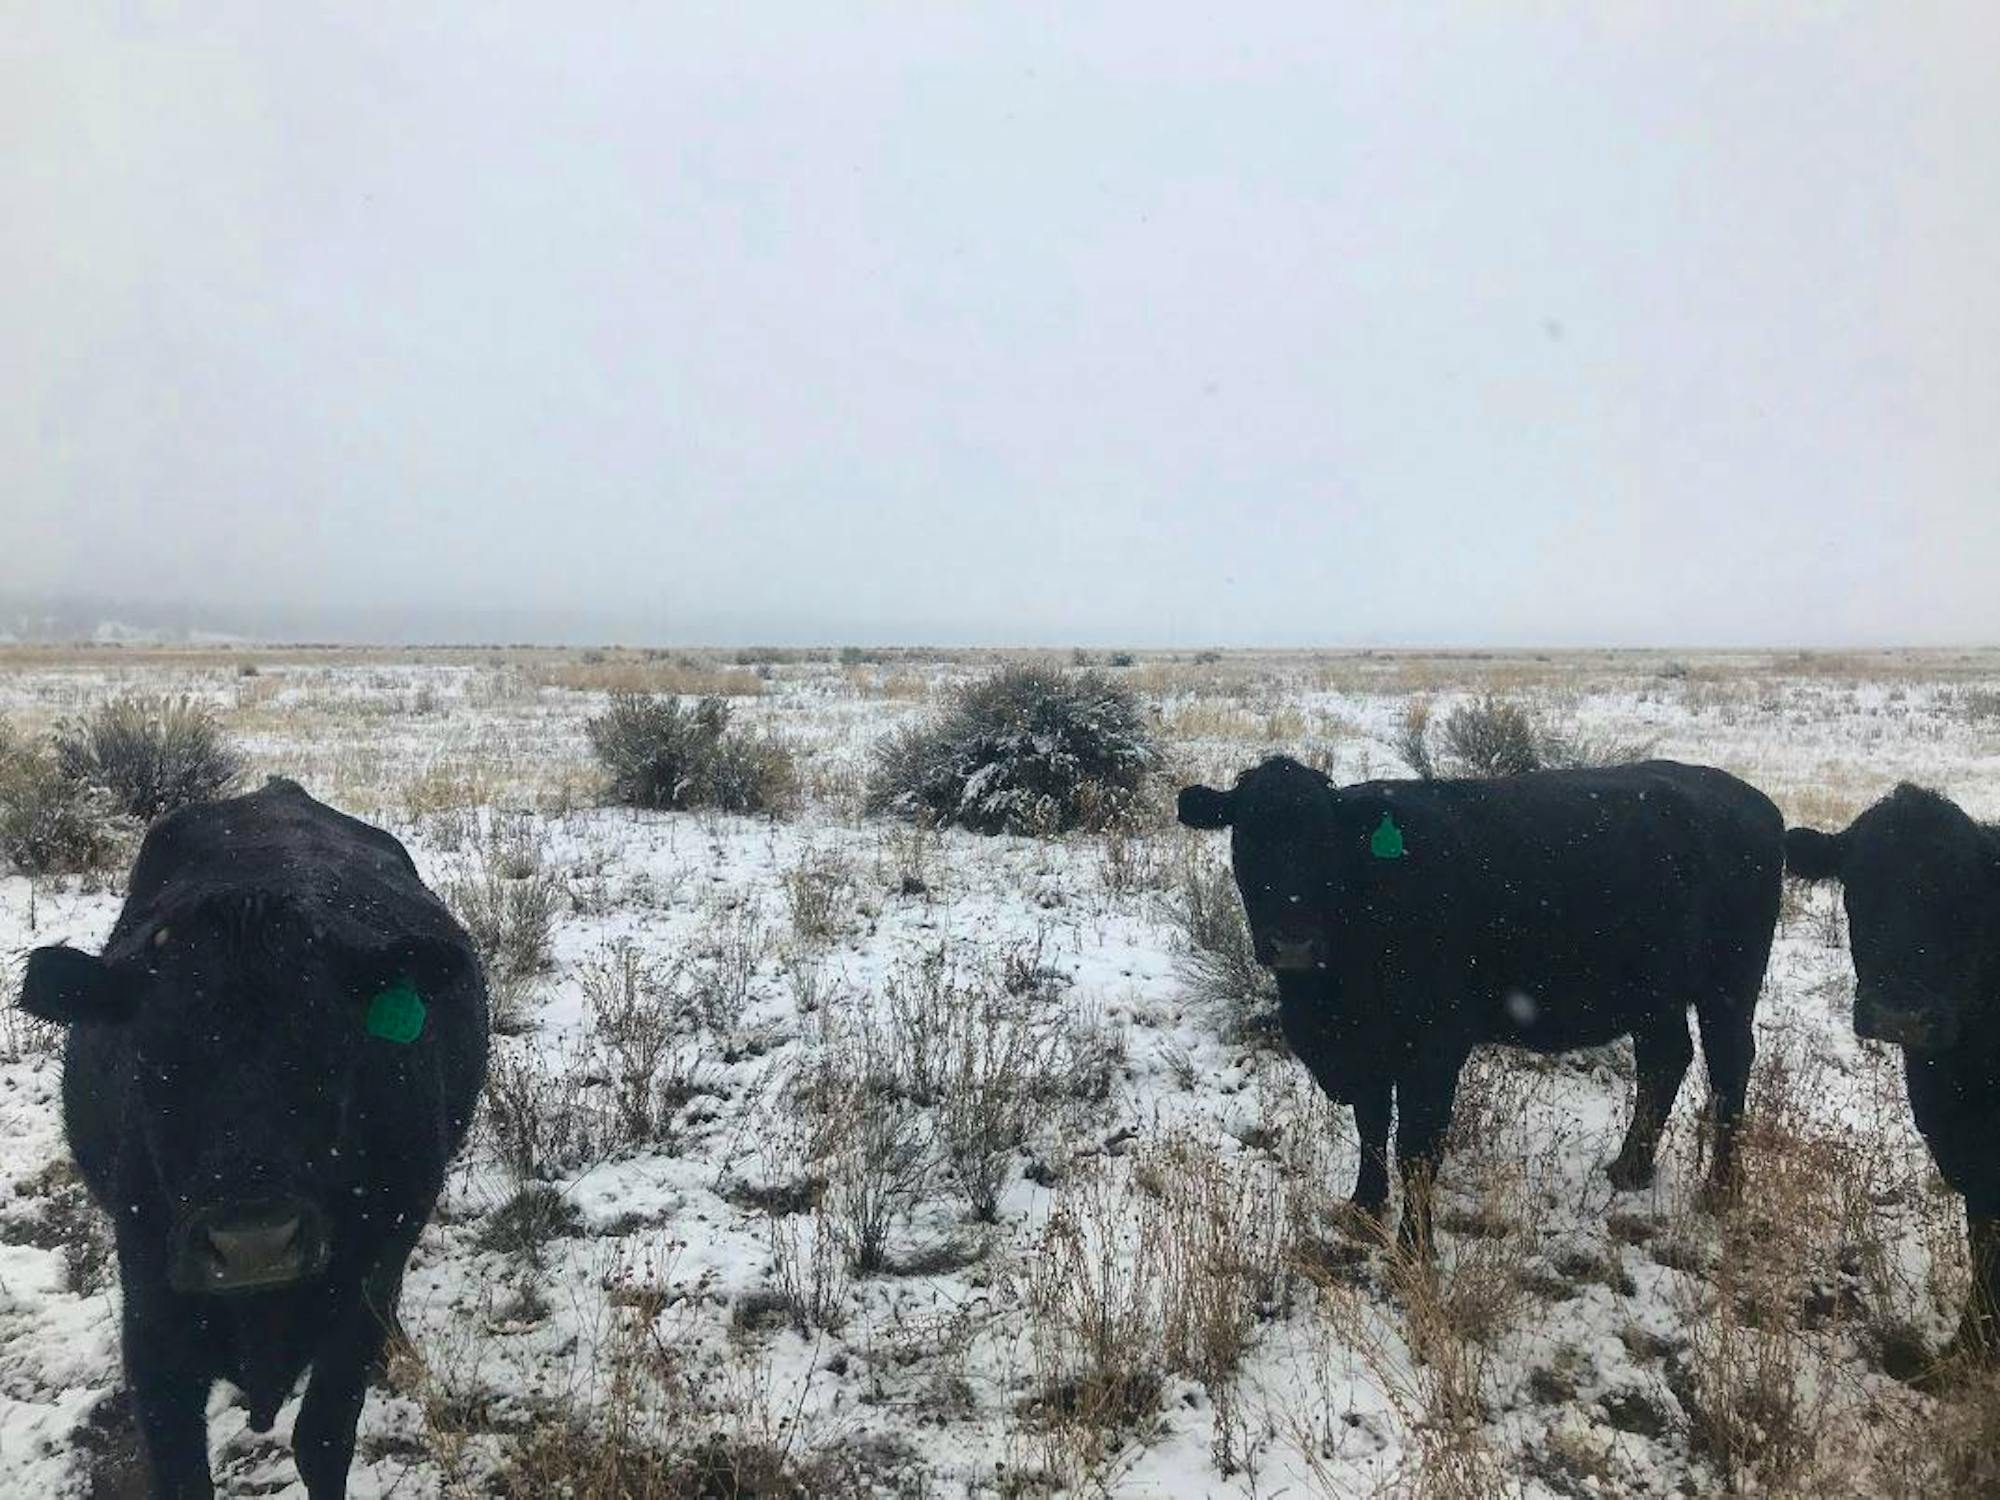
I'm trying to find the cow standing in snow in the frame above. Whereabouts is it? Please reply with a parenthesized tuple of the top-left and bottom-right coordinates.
(17, 778, 489, 1498)
(1178, 756, 1783, 1251)
(1786, 785, 2000, 1366)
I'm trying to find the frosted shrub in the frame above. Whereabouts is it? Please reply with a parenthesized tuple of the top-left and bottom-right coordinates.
(867, 664, 1156, 835)
(1397, 694, 1654, 780)
(0, 732, 126, 875)
(587, 692, 797, 815)
(52, 694, 242, 821)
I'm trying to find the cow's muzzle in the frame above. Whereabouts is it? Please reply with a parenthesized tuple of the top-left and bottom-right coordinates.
(1262, 932, 1329, 973)
(170, 1196, 329, 1295)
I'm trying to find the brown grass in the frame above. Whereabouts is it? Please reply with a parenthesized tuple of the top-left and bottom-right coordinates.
(535, 657, 765, 697)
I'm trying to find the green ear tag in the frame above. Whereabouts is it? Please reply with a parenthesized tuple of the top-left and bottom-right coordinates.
(365, 980, 427, 1044)
(1370, 812, 1406, 860)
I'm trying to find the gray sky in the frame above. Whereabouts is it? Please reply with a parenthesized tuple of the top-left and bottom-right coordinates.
(5, 3, 1996, 647)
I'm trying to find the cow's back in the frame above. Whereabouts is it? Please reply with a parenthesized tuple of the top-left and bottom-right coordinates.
(1365, 761, 1782, 1044)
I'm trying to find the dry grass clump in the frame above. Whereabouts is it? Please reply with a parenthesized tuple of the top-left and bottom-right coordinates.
(446, 829, 561, 1031)
(474, 1282, 892, 1500)
(484, 1043, 602, 1184)
(1872, 1368, 2000, 1496)
(1650, 1037, 1965, 1494)
(51, 694, 242, 820)
(537, 653, 765, 698)
(1132, 1132, 1290, 1392)
(588, 693, 798, 816)
(764, 1199, 851, 1336)
(925, 976, 1091, 1224)
(1015, 1136, 1293, 1490)
(783, 941, 1121, 1270)
(781, 844, 853, 947)
(482, 939, 716, 1183)
(1017, 1167, 1168, 1492)
(495, 1424, 879, 1500)
(1160, 851, 1278, 1044)
(867, 663, 1157, 835)
(477, 1183, 584, 1259)
(580, 942, 713, 1149)
(1292, 1239, 1520, 1498)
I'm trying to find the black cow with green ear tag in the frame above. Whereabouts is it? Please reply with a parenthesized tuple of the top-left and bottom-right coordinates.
(15, 777, 490, 1499)
(1178, 755, 1783, 1253)
(1786, 784, 2000, 1374)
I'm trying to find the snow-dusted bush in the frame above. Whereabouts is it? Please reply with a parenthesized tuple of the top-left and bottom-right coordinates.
(867, 664, 1156, 835)
(52, 694, 242, 821)
(1395, 695, 1653, 780)
(0, 731, 126, 875)
(587, 693, 797, 815)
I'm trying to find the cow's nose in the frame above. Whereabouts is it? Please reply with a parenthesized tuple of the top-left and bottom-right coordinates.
(1267, 935, 1326, 972)
(208, 1207, 301, 1267)
(175, 1197, 324, 1294)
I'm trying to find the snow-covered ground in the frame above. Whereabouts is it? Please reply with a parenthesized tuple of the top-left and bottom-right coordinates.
(1, 648, 1997, 1497)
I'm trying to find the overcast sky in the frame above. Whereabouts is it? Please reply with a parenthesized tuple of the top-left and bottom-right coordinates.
(4, 3, 1995, 646)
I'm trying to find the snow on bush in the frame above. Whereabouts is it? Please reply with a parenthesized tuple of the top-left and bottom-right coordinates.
(1395, 694, 1654, 780)
(52, 694, 242, 822)
(867, 663, 1157, 835)
(0, 724, 127, 874)
(587, 692, 797, 815)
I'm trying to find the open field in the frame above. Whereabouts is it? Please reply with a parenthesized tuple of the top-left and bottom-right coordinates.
(2, 646, 1999, 1497)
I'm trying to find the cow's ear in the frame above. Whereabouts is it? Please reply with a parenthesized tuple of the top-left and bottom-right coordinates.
(335, 934, 473, 1003)
(1784, 826, 1846, 883)
(1177, 785, 1234, 830)
(18, 946, 136, 1026)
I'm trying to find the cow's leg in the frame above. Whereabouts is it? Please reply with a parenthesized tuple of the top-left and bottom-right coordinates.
(1945, 1208, 2000, 1363)
(124, 1299, 215, 1500)
(295, 1297, 389, 1498)
(1348, 1075, 1393, 1222)
(1278, 993, 1387, 1222)
(363, 1254, 410, 1384)
(1694, 993, 1757, 1195)
(1608, 1011, 1695, 1191)
(296, 1239, 418, 1497)
(1393, 1054, 1464, 1258)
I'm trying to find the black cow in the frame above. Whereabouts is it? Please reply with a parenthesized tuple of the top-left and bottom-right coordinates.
(1179, 756, 1783, 1249)
(1786, 784, 2000, 1361)
(16, 778, 489, 1498)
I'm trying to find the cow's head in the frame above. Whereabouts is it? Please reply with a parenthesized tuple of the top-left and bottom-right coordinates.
(1178, 757, 1407, 974)
(18, 896, 468, 1295)
(1786, 785, 2000, 1053)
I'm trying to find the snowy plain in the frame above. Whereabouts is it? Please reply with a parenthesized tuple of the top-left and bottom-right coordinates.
(0, 646, 1997, 1497)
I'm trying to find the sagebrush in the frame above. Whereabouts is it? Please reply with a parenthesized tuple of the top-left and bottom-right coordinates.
(1396, 695, 1654, 779)
(587, 693, 797, 815)
(867, 664, 1156, 835)
(52, 695, 242, 821)
(0, 732, 125, 875)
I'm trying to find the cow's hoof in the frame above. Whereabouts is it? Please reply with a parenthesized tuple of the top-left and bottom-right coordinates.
(1910, 1347, 1979, 1394)
(1605, 1157, 1655, 1192)
(1332, 1198, 1390, 1243)
(1910, 1362, 1953, 1395)
(1693, 1176, 1743, 1215)
(1920, 1320, 2000, 1392)
(1393, 1228, 1438, 1267)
